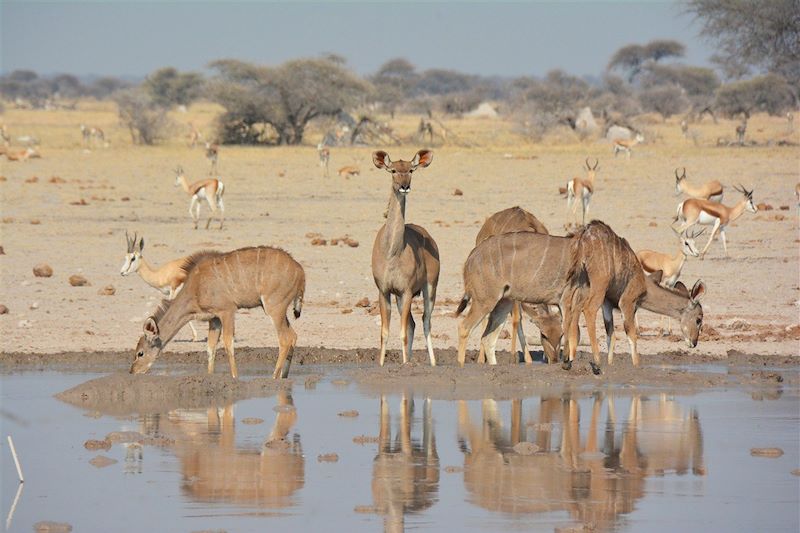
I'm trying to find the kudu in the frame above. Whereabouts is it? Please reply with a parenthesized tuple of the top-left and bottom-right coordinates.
(473, 206, 562, 364)
(130, 246, 305, 379)
(566, 157, 599, 227)
(674, 184, 757, 258)
(174, 165, 225, 229)
(371, 150, 440, 367)
(120, 231, 199, 340)
(674, 167, 724, 202)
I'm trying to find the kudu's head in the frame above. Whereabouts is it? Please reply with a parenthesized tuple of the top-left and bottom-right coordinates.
(131, 317, 163, 374)
(373, 149, 433, 195)
(584, 157, 599, 181)
(530, 304, 563, 364)
(735, 184, 757, 213)
(174, 166, 185, 187)
(669, 277, 706, 348)
(120, 231, 144, 276)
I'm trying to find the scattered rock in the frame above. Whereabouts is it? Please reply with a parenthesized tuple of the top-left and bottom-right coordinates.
(343, 237, 359, 248)
(310, 238, 327, 246)
(84, 439, 111, 451)
(25, 176, 39, 184)
(513, 442, 540, 455)
(317, 453, 339, 463)
(779, 205, 789, 211)
(89, 456, 118, 468)
(29, 302, 39, 310)
(49, 176, 66, 184)
(355, 297, 371, 308)
(241, 417, 264, 425)
(17, 319, 31, 328)
(444, 465, 464, 473)
(69, 199, 89, 206)
(34, 521, 72, 533)
(648, 221, 658, 227)
(120, 196, 130, 202)
(2, 217, 14, 223)
(756, 203, 773, 211)
(69, 275, 89, 287)
(352, 435, 379, 445)
(750, 447, 783, 458)
(774, 214, 786, 221)
(98, 285, 115, 296)
(33, 263, 53, 277)
(341, 308, 353, 314)
(106, 431, 144, 443)
(30, 219, 41, 225)
(0, 305, 7, 314)
(338, 410, 359, 418)
(453, 188, 463, 196)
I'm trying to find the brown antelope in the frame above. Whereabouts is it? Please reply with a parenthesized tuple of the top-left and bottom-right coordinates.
(674, 167, 724, 202)
(130, 246, 305, 379)
(637, 227, 702, 288)
(566, 157, 599, 227)
(80, 124, 105, 148)
(317, 143, 330, 178)
(370, 394, 438, 531)
(674, 185, 757, 258)
(187, 122, 202, 148)
(120, 231, 199, 341)
(473, 206, 561, 364)
(612, 132, 644, 159)
(205, 142, 219, 174)
(338, 165, 360, 178)
(3, 147, 39, 161)
(735, 117, 747, 145)
(372, 150, 440, 367)
(174, 165, 225, 229)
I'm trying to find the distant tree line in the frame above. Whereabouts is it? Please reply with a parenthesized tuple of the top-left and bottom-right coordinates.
(1, 1, 795, 145)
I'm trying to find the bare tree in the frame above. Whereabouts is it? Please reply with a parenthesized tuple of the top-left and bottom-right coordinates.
(114, 88, 171, 145)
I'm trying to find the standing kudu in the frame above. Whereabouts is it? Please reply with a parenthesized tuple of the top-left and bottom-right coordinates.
(130, 246, 305, 379)
(371, 150, 440, 367)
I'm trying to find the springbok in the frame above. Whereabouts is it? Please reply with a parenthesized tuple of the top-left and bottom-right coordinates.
(612, 132, 644, 159)
(130, 246, 305, 379)
(187, 122, 202, 148)
(673, 185, 757, 258)
(637, 227, 702, 288)
(205, 142, 219, 174)
(338, 165, 360, 178)
(674, 167, 723, 202)
(735, 118, 747, 145)
(120, 231, 199, 341)
(3, 147, 39, 161)
(80, 124, 105, 148)
(317, 144, 330, 178)
(174, 166, 225, 229)
(371, 149, 440, 367)
(473, 206, 561, 364)
(566, 157, 599, 227)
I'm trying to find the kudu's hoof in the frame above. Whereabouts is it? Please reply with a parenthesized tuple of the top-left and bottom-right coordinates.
(590, 362, 602, 375)
(562, 360, 572, 371)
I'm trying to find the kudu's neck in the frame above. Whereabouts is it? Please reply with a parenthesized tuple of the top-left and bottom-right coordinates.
(640, 281, 689, 319)
(382, 190, 407, 258)
(155, 289, 196, 345)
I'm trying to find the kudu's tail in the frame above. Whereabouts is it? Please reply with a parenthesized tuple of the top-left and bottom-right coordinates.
(455, 294, 471, 316)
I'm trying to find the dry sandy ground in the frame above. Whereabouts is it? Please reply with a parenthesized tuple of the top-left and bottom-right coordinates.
(1, 105, 798, 368)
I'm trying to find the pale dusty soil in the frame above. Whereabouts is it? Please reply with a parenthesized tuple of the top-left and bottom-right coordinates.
(0, 108, 798, 365)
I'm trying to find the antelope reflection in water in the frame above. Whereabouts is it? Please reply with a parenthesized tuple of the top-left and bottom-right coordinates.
(371, 394, 439, 533)
(140, 390, 304, 509)
(457, 393, 705, 530)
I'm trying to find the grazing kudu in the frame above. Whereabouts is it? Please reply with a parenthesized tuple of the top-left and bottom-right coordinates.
(674, 167, 724, 202)
(371, 150, 440, 367)
(673, 185, 757, 258)
(612, 132, 644, 159)
(473, 206, 562, 364)
(174, 165, 225, 229)
(130, 246, 305, 379)
(120, 231, 199, 340)
(205, 142, 219, 174)
(317, 144, 330, 178)
(566, 158, 599, 227)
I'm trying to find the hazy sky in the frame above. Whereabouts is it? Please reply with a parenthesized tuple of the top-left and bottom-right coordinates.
(1, 1, 713, 79)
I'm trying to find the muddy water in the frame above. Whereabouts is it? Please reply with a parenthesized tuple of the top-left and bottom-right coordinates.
(1, 370, 798, 532)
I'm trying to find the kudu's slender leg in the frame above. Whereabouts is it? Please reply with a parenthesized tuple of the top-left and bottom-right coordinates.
(263, 296, 297, 379)
(397, 293, 415, 364)
(422, 284, 436, 366)
(457, 301, 492, 366)
(619, 287, 641, 367)
(581, 288, 607, 366)
(602, 300, 617, 365)
(481, 298, 514, 365)
(219, 311, 238, 379)
(207, 317, 222, 374)
(378, 293, 392, 366)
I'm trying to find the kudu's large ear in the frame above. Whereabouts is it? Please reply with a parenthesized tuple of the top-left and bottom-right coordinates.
(648, 270, 664, 285)
(690, 280, 706, 302)
(412, 149, 433, 169)
(673, 281, 690, 297)
(373, 151, 391, 170)
(143, 317, 159, 340)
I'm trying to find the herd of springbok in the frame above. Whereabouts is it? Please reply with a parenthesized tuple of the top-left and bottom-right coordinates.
(125, 146, 764, 380)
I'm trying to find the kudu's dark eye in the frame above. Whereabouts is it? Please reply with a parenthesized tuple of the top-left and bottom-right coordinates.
(137, 351, 144, 358)
(390, 169, 396, 174)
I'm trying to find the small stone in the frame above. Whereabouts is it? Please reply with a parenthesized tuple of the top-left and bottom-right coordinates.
(317, 453, 339, 463)
(17, 319, 31, 328)
(69, 274, 89, 287)
(343, 237, 359, 248)
(311, 238, 327, 246)
(69, 198, 89, 206)
(98, 285, 115, 296)
(512, 442, 539, 455)
(453, 188, 463, 196)
(30, 302, 39, 310)
(0, 305, 8, 314)
(49, 176, 66, 184)
(756, 202, 773, 211)
(648, 221, 658, 227)
(84, 439, 112, 451)
(30, 219, 41, 225)
(241, 417, 264, 425)
(33, 263, 53, 277)
(25, 176, 38, 184)
(355, 297, 370, 308)
(750, 447, 783, 458)
(120, 196, 130, 201)
(89, 456, 117, 468)
(779, 205, 789, 211)
(341, 308, 353, 314)
(338, 410, 359, 418)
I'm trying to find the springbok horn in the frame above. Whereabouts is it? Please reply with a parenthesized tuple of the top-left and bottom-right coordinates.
(585, 157, 591, 170)
(592, 157, 599, 170)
